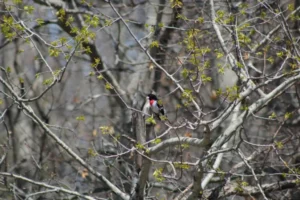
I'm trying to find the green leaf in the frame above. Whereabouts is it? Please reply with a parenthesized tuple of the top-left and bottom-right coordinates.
(24, 5, 34, 14)
(174, 163, 190, 169)
(135, 142, 145, 150)
(288, 4, 294, 11)
(88, 148, 97, 157)
(149, 41, 159, 48)
(99, 126, 114, 134)
(49, 48, 60, 57)
(159, 115, 167, 121)
(275, 141, 283, 149)
(181, 68, 189, 78)
(170, 0, 183, 8)
(218, 66, 225, 74)
(89, 71, 95, 76)
(152, 138, 162, 144)
(153, 168, 165, 182)
(241, 181, 249, 187)
(84, 46, 92, 54)
(66, 16, 74, 27)
(146, 115, 156, 125)
(71, 27, 78, 34)
(105, 82, 114, 90)
(76, 115, 85, 121)
(36, 18, 44, 25)
(284, 112, 292, 120)
(59, 37, 67, 45)
(201, 74, 212, 83)
(238, 33, 251, 44)
(216, 10, 225, 19)
(56, 8, 65, 19)
(104, 19, 112, 26)
(197, 17, 204, 23)
(13, 0, 23, 4)
(215, 51, 224, 58)
(43, 78, 53, 85)
(276, 51, 284, 58)
(181, 143, 189, 149)
(199, 47, 211, 56)
(19, 77, 24, 83)
(91, 58, 101, 68)
(90, 16, 99, 27)
(35, 73, 40, 79)
(269, 112, 277, 119)
(158, 22, 164, 28)
(240, 105, 248, 111)
(6, 67, 11, 73)
(181, 89, 194, 102)
(97, 74, 103, 80)
(260, 11, 266, 18)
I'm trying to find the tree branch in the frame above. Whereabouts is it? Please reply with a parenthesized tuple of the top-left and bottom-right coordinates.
(0, 76, 130, 200)
(0, 172, 96, 200)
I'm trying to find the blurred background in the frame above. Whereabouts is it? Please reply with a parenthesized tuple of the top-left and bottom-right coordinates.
(1, 0, 300, 199)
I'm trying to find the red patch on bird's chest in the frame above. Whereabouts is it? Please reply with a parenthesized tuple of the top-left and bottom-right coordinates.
(150, 100, 155, 106)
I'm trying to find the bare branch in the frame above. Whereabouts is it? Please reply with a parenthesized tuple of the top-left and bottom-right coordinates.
(0, 77, 130, 200)
(0, 172, 96, 200)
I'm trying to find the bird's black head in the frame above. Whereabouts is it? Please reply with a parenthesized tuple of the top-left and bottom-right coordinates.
(147, 94, 158, 100)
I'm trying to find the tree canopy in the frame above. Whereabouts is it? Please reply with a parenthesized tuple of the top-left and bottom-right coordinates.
(1, 0, 300, 199)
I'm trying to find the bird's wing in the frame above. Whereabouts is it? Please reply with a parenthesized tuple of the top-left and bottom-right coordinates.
(157, 103, 165, 115)
(159, 107, 165, 115)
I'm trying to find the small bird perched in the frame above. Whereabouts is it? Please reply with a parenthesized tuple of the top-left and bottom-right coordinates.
(145, 94, 165, 119)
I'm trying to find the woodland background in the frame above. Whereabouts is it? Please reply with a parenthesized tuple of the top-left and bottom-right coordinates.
(1, 0, 300, 199)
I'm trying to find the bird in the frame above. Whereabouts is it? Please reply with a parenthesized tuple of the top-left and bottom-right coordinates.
(146, 94, 165, 119)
